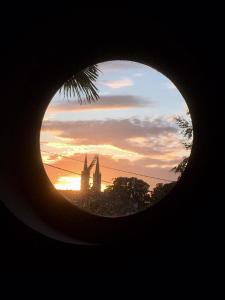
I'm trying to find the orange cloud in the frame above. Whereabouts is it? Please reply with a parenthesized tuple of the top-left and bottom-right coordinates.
(47, 95, 151, 113)
(41, 117, 189, 190)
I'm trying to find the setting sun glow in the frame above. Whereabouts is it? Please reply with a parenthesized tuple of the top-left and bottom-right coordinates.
(54, 176, 81, 190)
(54, 175, 107, 191)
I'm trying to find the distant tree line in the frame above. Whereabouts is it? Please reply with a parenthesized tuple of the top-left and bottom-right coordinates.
(68, 176, 176, 217)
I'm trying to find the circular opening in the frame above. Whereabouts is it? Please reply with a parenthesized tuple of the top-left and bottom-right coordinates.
(40, 60, 193, 217)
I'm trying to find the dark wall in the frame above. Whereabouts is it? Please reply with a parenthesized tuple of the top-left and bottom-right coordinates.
(0, 7, 224, 294)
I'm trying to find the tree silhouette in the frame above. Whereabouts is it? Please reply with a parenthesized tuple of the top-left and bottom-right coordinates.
(75, 177, 151, 216)
(172, 111, 193, 175)
(151, 182, 176, 204)
(59, 64, 100, 104)
(100, 177, 151, 216)
(105, 177, 150, 205)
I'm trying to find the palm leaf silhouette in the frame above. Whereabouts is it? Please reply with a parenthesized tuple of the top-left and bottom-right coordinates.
(59, 64, 100, 104)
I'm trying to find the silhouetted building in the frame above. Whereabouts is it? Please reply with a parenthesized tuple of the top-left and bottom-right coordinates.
(81, 154, 90, 192)
(92, 156, 101, 192)
(80, 154, 101, 193)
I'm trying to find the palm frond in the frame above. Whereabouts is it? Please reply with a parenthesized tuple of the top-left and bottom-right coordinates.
(59, 64, 100, 104)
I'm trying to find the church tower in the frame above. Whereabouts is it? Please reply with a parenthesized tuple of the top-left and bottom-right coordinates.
(81, 154, 90, 192)
(92, 155, 101, 192)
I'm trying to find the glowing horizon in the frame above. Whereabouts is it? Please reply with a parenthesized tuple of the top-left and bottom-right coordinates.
(54, 175, 107, 191)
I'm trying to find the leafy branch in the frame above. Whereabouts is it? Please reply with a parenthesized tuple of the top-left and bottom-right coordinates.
(172, 111, 193, 175)
(59, 64, 100, 104)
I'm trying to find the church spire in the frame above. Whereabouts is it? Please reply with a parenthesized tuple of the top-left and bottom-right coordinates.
(83, 154, 88, 170)
(95, 155, 100, 174)
(81, 154, 90, 193)
(93, 155, 101, 192)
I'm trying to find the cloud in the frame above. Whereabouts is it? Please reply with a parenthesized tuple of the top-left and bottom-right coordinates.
(41, 152, 63, 164)
(42, 143, 143, 162)
(101, 78, 134, 89)
(41, 117, 184, 160)
(42, 118, 177, 140)
(48, 95, 150, 112)
(145, 163, 178, 169)
(41, 115, 187, 189)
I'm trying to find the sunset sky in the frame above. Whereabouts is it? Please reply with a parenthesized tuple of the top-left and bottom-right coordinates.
(40, 60, 191, 191)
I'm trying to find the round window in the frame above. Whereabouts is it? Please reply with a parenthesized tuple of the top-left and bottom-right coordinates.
(40, 60, 193, 217)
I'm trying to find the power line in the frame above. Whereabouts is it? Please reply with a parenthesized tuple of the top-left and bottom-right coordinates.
(41, 150, 84, 164)
(43, 163, 112, 184)
(41, 149, 173, 182)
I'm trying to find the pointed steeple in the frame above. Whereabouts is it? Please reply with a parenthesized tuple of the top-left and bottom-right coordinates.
(93, 155, 101, 192)
(95, 155, 100, 175)
(81, 154, 90, 193)
(83, 154, 88, 171)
